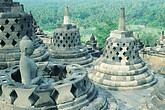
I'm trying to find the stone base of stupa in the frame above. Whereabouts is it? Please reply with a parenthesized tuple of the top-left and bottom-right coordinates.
(140, 81, 165, 110)
(0, 63, 118, 110)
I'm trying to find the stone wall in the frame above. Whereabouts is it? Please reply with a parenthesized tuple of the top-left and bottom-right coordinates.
(140, 53, 165, 74)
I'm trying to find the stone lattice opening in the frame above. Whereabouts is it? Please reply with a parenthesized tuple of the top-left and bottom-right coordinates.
(15, 19, 19, 23)
(12, 39, 17, 46)
(10, 25, 15, 32)
(10, 90, 18, 104)
(70, 84, 77, 97)
(0, 26, 5, 31)
(0, 40, 6, 47)
(5, 33, 10, 39)
(50, 89, 59, 104)
(5, 19, 9, 25)
(17, 32, 20, 38)
(29, 93, 39, 106)
(11, 70, 21, 83)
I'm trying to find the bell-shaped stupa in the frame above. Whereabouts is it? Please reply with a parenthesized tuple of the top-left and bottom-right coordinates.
(49, 7, 93, 67)
(88, 8, 157, 91)
(0, 0, 50, 69)
(86, 34, 103, 57)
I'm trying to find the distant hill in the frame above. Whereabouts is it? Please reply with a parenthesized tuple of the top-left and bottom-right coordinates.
(14, 0, 165, 31)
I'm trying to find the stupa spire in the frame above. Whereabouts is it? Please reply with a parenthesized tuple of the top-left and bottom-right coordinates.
(63, 6, 69, 24)
(118, 8, 126, 31)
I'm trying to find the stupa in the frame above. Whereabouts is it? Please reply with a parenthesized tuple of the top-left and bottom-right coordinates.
(141, 31, 165, 74)
(0, 0, 50, 70)
(86, 33, 103, 57)
(0, 36, 118, 110)
(141, 81, 165, 110)
(88, 8, 157, 91)
(49, 7, 93, 67)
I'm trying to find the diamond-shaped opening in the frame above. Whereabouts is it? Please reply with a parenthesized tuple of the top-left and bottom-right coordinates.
(63, 44, 65, 47)
(17, 32, 20, 38)
(133, 56, 135, 59)
(15, 19, 19, 23)
(71, 40, 73, 43)
(0, 40, 6, 47)
(123, 52, 126, 56)
(70, 84, 77, 97)
(10, 25, 15, 31)
(113, 47, 116, 50)
(120, 47, 123, 51)
(108, 46, 110, 48)
(5, 19, 9, 25)
(68, 37, 70, 40)
(66, 40, 68, 43)
(5, 33, 10, 39)
(10, 90, 18, 104)
(116, 52, 119, 56)
(0, 26, 4, 31)
(74, 44, 76, 47)
(29, 93, 39, 106)
(127, 57, 129, 60)
(12, 39, 17, 46)
(60, 40, 62, 43)
(11, 69, 21, 83)
(112, 57, 115, 60)
(69, 44, 71, 48)
(65, 33, 68, 36)
(60, 33, 62, 36)
(110, 51, 112, 54)
(20, 25, 24, 30)
(123, 43, 125, 46)
(57, 44, 60, 47)
(57, 36, 60, 39)
(117, 43, 119, 46)
(50, 89, 59, 104)
(119, 57, 122, 61)
(126, 47, 129, 50)
(106, 55, 109, 58)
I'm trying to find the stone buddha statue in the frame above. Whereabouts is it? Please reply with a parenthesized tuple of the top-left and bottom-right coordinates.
(19, 36, 54, 85)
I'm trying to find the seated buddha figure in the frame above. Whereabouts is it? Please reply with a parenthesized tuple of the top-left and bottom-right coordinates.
(19, 36, 54, 85)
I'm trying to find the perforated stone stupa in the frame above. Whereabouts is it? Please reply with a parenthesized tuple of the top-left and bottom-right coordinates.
(86, 34, 103, 57)
(49, 7, 93, 67)
(0, 0, 50, 70)
(140, 31, 165, 74)
(0, 36, 118, 110)
(88, 8, 157, 91)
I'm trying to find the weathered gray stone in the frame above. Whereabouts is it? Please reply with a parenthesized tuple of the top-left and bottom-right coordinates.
(89, 8, 157, 91)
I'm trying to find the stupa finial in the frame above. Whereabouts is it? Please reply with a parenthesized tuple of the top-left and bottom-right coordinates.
(118, 8, 126, 31)
(64, 6, 69, 24)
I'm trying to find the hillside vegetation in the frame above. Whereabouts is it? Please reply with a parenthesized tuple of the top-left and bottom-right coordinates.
(14, 0, 165, 47)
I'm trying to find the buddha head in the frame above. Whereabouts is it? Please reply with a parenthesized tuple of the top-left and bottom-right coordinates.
(20, 36, 34, 56)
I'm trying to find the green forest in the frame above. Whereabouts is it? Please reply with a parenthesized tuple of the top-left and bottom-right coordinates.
(15, 0, 165, 47)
